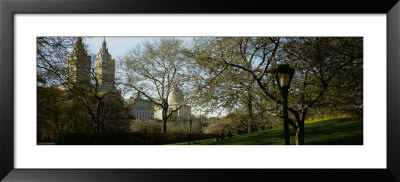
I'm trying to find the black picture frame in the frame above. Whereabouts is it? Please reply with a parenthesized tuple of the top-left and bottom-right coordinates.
(1, 0, 399, 181)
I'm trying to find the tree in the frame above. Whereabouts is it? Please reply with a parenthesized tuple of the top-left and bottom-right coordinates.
(37, 37, 77, 86)
(190, 37, 281, 133)
(120, 38, 196, 133)
(191, 37, 363, 145)
(280, 37, 363, 144)
(37, 37, 129, 139)
(37, 86, 65, 139)
(37, 37, 81, 139)
(100, 94, 131, 133)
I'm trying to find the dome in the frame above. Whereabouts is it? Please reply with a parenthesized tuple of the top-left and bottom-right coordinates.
(168, 86, 184, 105)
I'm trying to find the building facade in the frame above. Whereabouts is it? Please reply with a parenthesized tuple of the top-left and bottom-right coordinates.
(66, 37, 116, 93)
(126, 93, 155, 120)
(154, 86, 191, 120)
(66, 37, 92, 87)
(95, 38, 116, 92)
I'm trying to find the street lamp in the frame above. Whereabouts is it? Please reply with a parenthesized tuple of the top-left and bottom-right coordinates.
(273, 64, 295, 145)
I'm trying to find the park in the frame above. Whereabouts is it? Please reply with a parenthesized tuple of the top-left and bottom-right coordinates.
(36, 37, 363, 145)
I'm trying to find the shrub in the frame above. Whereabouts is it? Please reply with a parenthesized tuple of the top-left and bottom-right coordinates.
(55, 132, 217, 145)
(128, 119, 162, 133)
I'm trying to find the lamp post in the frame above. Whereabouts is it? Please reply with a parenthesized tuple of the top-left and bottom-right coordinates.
(95, 91, 107, 135)
(273, 64, 295, 145)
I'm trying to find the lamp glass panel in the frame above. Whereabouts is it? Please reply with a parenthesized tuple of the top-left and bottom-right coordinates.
(278, 72, 290, 87)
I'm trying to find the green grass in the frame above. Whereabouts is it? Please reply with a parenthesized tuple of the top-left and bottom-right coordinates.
(170, 117, 363, 145)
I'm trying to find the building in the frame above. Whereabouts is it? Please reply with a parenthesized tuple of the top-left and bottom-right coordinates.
(66, 37, 91, 87)
(66, 37, 116, 93)
(154, 86, 191, 120)
(95, 38, 116, 92)
(126, 93, 155, 120)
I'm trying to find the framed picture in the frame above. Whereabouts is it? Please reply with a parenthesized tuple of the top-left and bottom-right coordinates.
(1, 0, 399, 181)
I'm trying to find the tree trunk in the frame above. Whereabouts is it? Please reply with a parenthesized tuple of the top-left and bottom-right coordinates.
(55, 117, 62, 135)
(162, 119, 167, 133)
(295, 127, 300, 145)
(247, 84, 254, 133)
(83, 102, 98, 136)
(161, 105, 169, 133)
(295, 119, 305, 145)
(67, 120, 73, 134)
(96, 99, 101, 135)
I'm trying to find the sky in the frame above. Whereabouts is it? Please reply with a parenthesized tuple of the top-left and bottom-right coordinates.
(85, 37, 148, 59)
(85, 36, 193, 59)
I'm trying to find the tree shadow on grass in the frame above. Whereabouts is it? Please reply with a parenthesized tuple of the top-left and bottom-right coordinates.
(170, 117, 363, 145)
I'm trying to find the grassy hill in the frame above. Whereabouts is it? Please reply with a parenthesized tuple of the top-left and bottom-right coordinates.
(171, 117, 363, 145)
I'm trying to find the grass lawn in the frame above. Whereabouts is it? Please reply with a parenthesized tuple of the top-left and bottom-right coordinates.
(170, 117, 363, 145)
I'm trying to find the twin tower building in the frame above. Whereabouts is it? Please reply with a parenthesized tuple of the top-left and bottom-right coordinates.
(66, 37, 191, 120)
(66, 37, 115, 92)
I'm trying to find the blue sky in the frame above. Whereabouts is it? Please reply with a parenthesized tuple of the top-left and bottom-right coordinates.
(85, 37, 147, 59)
(85, 37, 193, 59)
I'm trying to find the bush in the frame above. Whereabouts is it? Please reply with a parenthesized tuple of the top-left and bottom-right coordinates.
(55, 132, 217, 145)
(128, 119, 162, 133)
(202, 113, 278, 134)
(56, 133, 95, 145)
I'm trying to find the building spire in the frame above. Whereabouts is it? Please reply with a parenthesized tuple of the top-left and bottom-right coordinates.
(72, 37, 87, 56)
(95, 36, 115, 92)
(77, 37, 83, 44)
(102, 37, 107, 51)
